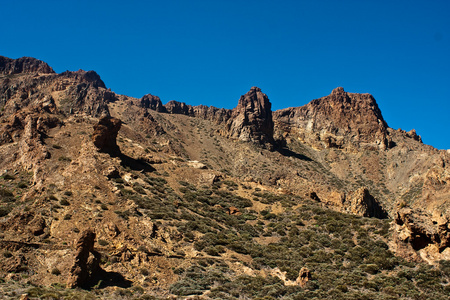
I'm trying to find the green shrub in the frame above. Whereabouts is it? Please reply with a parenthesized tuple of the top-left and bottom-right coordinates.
(58, 156, 72, 162)
(17, 182, 28, 189)
(0, 188, 14, 202)
(51, 267, 61, 275)
(2, 173, 15, 180)
(0, 205, 13, 217)
(59, 199, 70, 206)
(98, 239, 109, 246)
(3, 251, 13, 258)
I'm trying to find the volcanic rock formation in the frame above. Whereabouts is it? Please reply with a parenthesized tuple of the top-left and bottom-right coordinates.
(346, 187, 388, 219)
(92, 116, 122, 155)
(0, 56, 54, 75)
(274, 87, 392, 150)
(395, 207, 450, 252)
(227, 86, 274, 148)
(140, 94, 166, 112)
(66, 229, 100, 288)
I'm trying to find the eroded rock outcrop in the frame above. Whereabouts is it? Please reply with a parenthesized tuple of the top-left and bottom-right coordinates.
(295, 267, 311, 287)
(67, 229, 100, 288)
(0, 56, 55, 75)
(274, 87, 392, 150)
(140, 94, 166, 112)
(346, 187, 388, 219)
(92, 116, 122, 155)
(395, 207, 450, 252)
(138, 94, 232, 124)
(227, 87, 274, 148)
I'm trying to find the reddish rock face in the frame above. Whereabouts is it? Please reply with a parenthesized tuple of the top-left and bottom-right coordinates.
(227, 86, 274, 148)
(66, 229, 98, 288)
(164, 100, 192, 115)
(140, 94, 166, 112)
(0, 56, 55, 75)
(274, 87, 392, 150)
(92, 116, 122, 155)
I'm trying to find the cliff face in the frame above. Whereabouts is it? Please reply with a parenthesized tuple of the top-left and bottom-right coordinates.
(226, 86, 274, 147)
(140, 87, 274, 147)
(0, 56, 55, 75)
(0, 68, 113, 120)
(274, 87, 392, 150)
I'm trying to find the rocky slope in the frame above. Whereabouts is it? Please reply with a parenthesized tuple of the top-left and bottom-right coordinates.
(0, 55, 449, 299)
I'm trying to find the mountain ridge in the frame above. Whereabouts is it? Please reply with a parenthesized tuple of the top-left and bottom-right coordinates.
(1, 55, 449, 299)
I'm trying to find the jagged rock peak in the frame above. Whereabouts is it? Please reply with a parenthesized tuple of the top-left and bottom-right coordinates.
(140, 94, 166, 112)
(92, 116, 122, 155)
(236, 86, 271, 112)
(274, 87, 392, 150)
(227, 86, 274, 148)
(0, 56, 55, 75)
(331, 86, 345, 94)
(59, 69, 106, 89)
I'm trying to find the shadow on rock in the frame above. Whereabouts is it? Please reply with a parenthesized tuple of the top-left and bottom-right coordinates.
(277, 147, 313, 162)
(119, 153, 155, 172)
(83, 268, 132, 290)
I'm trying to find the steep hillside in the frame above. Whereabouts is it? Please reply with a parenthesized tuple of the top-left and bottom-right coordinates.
(0, 56, 449, 299)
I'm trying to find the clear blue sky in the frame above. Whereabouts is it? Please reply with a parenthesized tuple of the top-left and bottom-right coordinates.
(2, 1, 449, 149)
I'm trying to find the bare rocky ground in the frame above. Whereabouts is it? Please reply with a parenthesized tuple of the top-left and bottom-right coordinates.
(0, 56, 449, 299)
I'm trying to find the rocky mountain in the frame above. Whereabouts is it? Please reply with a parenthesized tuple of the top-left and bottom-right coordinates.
(0, 55, 449, 299)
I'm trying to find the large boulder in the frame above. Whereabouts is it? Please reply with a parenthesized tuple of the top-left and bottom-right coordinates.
(346, 187, 388, 219)
(92, 116, 122, 155)
(395, 207, 450, 252)
(66, 229, 100, 288)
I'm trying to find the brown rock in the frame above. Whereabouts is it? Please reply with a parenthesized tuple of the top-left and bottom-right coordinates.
(140, 94, 166, 112)
(227, 206, 241, 215)
(165, 100, 192, 115)
(188, 160, 207, 169)
(191, 105, 232, 124)
(0, 56, 55, 75)
(104, 222, 120, 238)
(66, 229, 98, 288)
(200, 172, 221, 186)
(406, 129, 422, 142)
(3, 254, 28, 273)
(295, 267, 311, 287)
(28, 215, 46, 236)
(395, 207, 450, 252)
(346, 187, 387, 219)
(92, 116, 122, 155)
(274, 87, 391, 150)
(58, 70, 106, 89)
(227, 87, 274, 148)
(103, 166, 121, 179)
